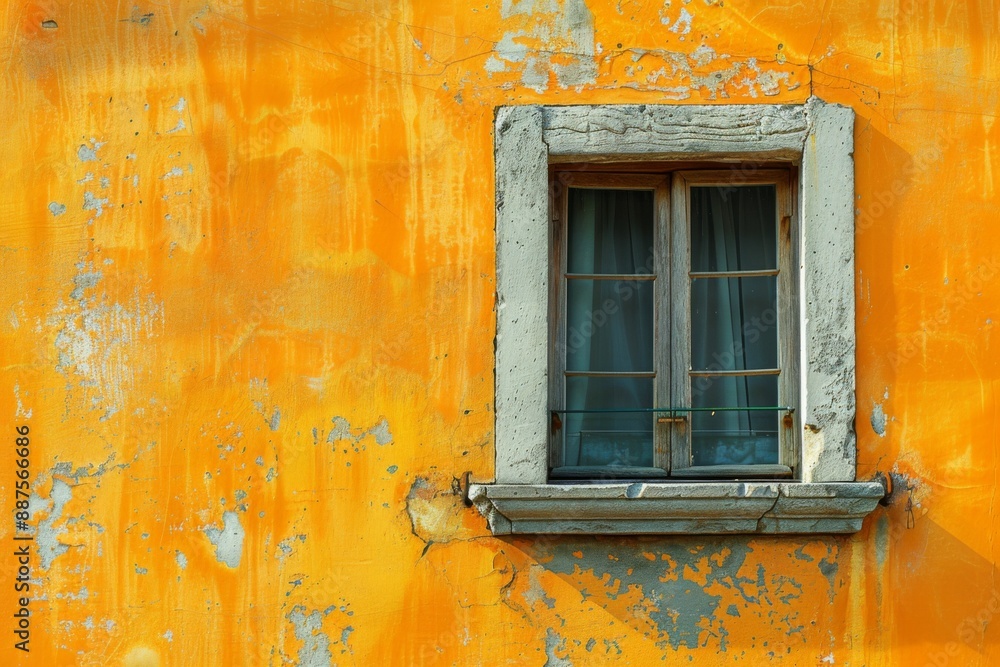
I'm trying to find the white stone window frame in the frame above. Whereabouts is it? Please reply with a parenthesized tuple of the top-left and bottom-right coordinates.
(470, 98, 885, 535)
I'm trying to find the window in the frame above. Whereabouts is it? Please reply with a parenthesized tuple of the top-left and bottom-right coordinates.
(471, 100, 885, 535)
(550, 169, 796, 480)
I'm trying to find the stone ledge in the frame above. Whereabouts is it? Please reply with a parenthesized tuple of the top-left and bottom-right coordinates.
(468, 482, 884, 535)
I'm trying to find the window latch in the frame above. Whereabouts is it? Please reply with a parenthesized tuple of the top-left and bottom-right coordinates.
(657, 415, 686, 431)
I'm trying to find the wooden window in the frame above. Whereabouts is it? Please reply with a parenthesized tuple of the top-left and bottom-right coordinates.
(549, 169, 797, 480)
(476, 102, 883, 536)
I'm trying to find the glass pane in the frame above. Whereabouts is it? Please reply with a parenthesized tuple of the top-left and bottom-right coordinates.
(563, 376, 654, 468)
(691, 276, 777, 371)
(567, 189, 654, 274)
(690, 375, 779, 466)
(566, 280, 654, 372)
(690, 185, 776, 272)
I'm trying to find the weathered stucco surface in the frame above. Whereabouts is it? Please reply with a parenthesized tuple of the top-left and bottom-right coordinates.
(2, 0, 1000, 664)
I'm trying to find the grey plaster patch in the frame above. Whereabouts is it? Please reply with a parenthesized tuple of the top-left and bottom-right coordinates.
(668, 7, 693, 34)
(818, 557, 838, 603)
(340, 626, 354, 651)
(83, 191, 109, 218)
(277, 534, 307, 560)
(540, 540, 761, 651)
(793, 546, 815, 562)
(175, 551, 187, 569)
(327, 416, 351, 442)
(874, 513, 889, 571)
(53, 586, 89, 601)
(491, 0, 596, 91)
(34, 478, 73, 570)
(870, 402, 887, 437)
(14, 383, 32, 419)
(370, 418, 392, 445)
(70, 266, 102, 300)
(60, 453, 125, 481)
(203, 511, 245, 568)
(544, 628, 572, 666)
(48, 202, 66, 216)
(288, 607, 333, 667)
(325, 416, 393, 447)
(269, 408, 281, 431)
(50, 274, 163, 420)
(77, 144, 99, 162)
(522, 564, 557, 610)
(691, 44, 716, 67)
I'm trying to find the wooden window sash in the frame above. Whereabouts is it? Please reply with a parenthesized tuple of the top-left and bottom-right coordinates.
(671, 170, 797, 476)
(550, 169, 797, 479)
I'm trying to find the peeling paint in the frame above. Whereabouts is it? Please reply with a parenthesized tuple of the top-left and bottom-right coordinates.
(489, 0, 596, 91)
(871, 402, 887, 437)
(288, 607, 332, 667)
(534, 540, 832, 651)
(51, 260, 163, 421)
(77, 141, 102, 162)
(3, 2, 998, 664)
(544, 628, 573, 666)
(406, 475, 476, 544)
(13, 382, 32, 419)
(204, 511, 245, 568)
(32, 479, 73, 570)
(668, 8, 693, 34)
(325, 416, 393, 447)
(82, 191, 110, 218)
(70, 265, 102, 301)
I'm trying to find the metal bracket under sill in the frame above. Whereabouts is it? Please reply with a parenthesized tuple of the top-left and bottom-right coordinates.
(466, 481, 886, 535)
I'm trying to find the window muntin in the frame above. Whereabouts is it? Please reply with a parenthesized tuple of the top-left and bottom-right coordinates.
(551, 169, 796, 480)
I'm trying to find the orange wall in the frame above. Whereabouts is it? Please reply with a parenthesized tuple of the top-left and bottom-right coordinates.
(1, 1, 998, 665)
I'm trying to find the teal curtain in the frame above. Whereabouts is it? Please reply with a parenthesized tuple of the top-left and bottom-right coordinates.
(564, 188, 654, 467)
(689, 185, 779, 465)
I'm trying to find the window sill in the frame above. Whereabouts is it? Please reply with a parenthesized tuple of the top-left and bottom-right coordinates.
(468, 481, 885, 535)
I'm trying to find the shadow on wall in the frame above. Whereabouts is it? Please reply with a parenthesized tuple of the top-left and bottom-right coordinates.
(495, 508, 1000, 659)
(506, 532, 851, 655)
